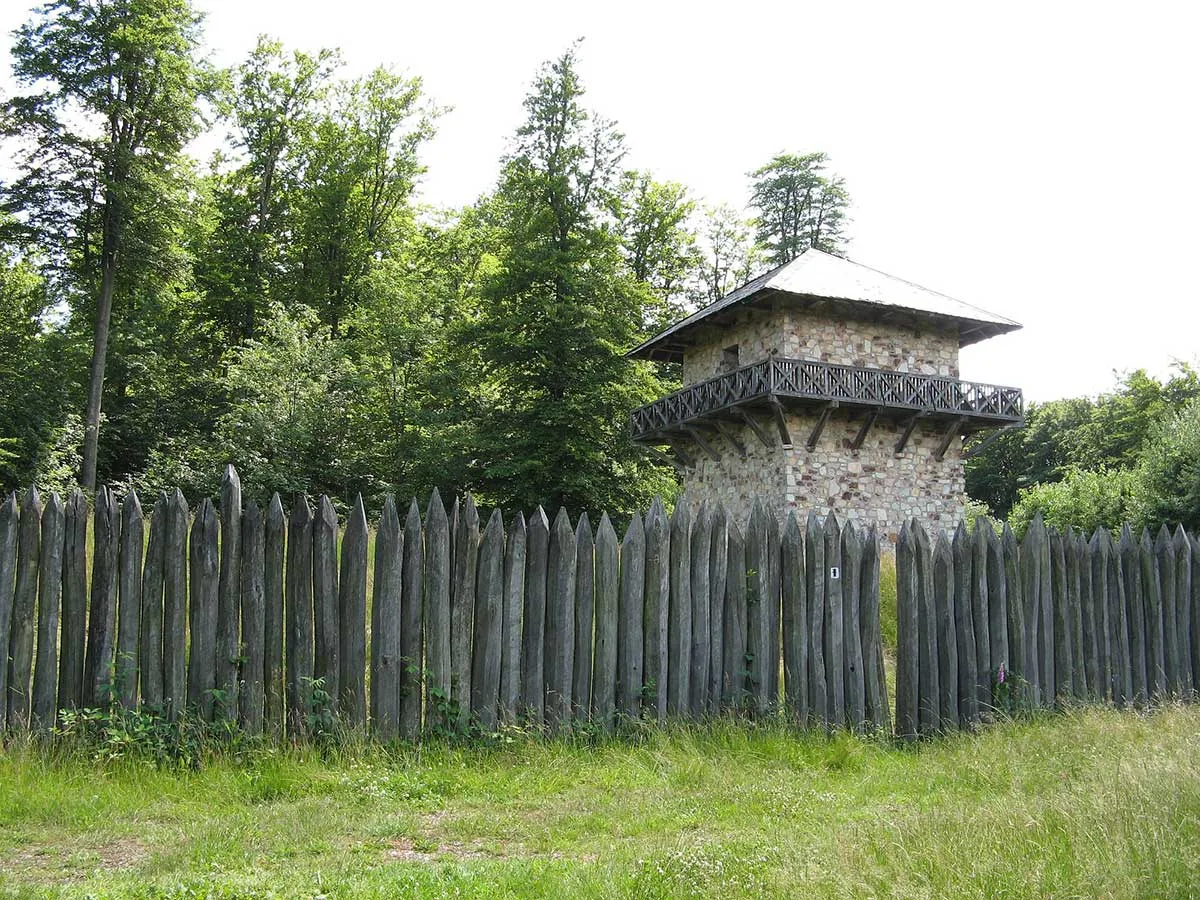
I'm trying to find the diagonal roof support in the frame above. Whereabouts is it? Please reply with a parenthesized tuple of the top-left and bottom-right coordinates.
(963, 422, 1023, 460)
(894, 411, 923, 455)
(851, 406, 882, 452)
(934, 416, 968, 461)
(737, 409, 774, 448)
(769, 395, 793, 448)
(663, 438, 695, 469)
(714, 420, 747, 459)
(685, 426, 722, 462)
(646, 446, 687, 476)
(806, 402, 835, 452)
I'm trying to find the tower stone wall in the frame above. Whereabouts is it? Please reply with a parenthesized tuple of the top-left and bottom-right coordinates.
(680, 307, 967, 543)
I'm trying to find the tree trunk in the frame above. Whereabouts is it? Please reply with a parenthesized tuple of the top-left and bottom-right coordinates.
(80, 245, 117, 491)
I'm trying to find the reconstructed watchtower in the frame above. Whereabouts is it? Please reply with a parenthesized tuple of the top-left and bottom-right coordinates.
(628, 248, 1023, 541)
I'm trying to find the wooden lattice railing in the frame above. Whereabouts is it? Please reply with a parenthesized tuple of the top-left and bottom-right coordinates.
(631, 357, 1023, 438)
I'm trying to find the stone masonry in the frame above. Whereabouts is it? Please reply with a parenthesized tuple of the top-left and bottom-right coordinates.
(680, 306, 966, 543)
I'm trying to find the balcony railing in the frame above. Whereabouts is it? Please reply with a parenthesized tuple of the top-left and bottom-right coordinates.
(631, 357, 1023, 440)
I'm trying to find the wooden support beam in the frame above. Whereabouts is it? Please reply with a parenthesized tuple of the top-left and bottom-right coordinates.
(963, 423, 1022, 460)
(806, 402, 834, 452)
(768, 396, 793, 448)
(646, 446, 687, 475)
(737, 409, 774, 448)
(685, 426, 722, 462)
(713, 421, 747, 458)
(851, 407, 882, 452)
(934, 415, 967, 461)
(663, 439, 695, 469)
(894, 412, 922, 455)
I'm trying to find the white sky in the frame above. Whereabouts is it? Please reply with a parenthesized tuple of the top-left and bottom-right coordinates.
(3, 0, 1198, 403)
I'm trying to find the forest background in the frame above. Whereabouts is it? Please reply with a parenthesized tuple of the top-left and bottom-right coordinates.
(0, 0, 1197, 536)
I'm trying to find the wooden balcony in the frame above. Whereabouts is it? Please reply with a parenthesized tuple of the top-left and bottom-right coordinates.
(631, 357, 1023, 463)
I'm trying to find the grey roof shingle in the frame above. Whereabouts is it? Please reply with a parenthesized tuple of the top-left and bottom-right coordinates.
(629, 248, 1022, 361)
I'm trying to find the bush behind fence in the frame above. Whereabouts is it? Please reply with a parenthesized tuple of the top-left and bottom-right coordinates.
(1, 465, 1197, 743)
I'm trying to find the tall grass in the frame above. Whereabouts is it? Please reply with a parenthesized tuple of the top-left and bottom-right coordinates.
(1, 705, 1198, 897)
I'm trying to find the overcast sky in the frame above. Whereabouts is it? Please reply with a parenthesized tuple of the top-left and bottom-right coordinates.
(3, 0, 1197, 403)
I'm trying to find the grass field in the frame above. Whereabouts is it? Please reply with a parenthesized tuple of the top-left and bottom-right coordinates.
(1, 704, 1198, 899)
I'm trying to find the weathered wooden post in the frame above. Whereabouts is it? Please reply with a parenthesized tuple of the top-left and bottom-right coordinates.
(667, 501, 692, 717)
(592, 513, 619, 729)
(617, 513, 645, 721)
(842, 520, 866, 732)
(216, 466, 242, 720)
(707, 506, 728, 716)
(913, 520, 938, 735)
(1173, 526, 1192, 696)
(1038, 517, 1055, 707)
(1109, 531, 1132, 706)
(240, 499, 266, 736)
(263, 494, 286, 734)
(425, 490, 452, 731)
(895, 520, 920, 740)
(643, 499, 670, 723)
(499, 510, 524, 727)
(971, 520, 991, 713)
(58, 491, 88, 714)
(1120, 525, 1147, 705)
(1019, 514, 1043, 707)
(1141, 528, 1166, 699)
(1002, 524, 1026, 710)
(285, 495, 314, 732)
(116, 490, 144, 709)
(370, 497, 402, 740)
(6, 487, 40, 727)
(748, 502, 774, 718)
(781, 511, 808, 726)
(721, 518, 747, 712)
(1156, 525, 1180, 696)
(1192, 535, 1200, 693)
(932, 530, 959, 731)
(805, 511, 827, 726)
(32, 492, 65, 727)
(689, 504, 712, 717)
(1050, 528, 1073, 706)
(163, 490, 189, 720)
(85, 487, 119, 710)
(1078, 531, 1099, 701)
(1090, 530, 1111, 701)
(312, 495, 340, 714)
(139, 495, 167, 713)
(338, 495, 368, 727)
(1067, 529, 1087, 699)
(546, 508, 577, 730)
(823, 512, 845, 729)
(766, 506, 782, 712)
(188, 498, 219, 720)
(451, 495, 479, 728)
(573, 512, 595, 721)
(952, 521, 979, 725)
(862, 525, 889, 734)
(471, 509, 504, 732)
(521, 506, 549, 728)
(400, 499, 425, 739)
(985, 524, 1008, 706)
(0, 493, 17, 731)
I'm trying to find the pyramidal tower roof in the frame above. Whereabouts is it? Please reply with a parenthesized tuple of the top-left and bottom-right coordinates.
(629, 248, 1022, 362)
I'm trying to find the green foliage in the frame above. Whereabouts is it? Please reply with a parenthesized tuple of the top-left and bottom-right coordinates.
(968, 365, 1200, 519)
(1008, 467, 1141, 537)
(748, 151, 850, 264)
(1134, 396, 1200, 533)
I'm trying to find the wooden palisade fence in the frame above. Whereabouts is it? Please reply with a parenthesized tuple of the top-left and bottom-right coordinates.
(0, 467, 888, 740)
(895, 514, 1200, 739)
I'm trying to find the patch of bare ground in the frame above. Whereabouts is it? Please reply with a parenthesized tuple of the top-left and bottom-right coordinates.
(3, 836, 147, 883)
(385, 834, 596, 864)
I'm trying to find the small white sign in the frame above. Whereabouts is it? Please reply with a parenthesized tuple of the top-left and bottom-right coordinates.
(830, 567, 841, 580)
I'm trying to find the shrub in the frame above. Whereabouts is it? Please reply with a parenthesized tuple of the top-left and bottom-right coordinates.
(1008, 467, 1139, 537)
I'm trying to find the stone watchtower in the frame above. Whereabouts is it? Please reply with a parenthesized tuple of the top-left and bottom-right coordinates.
(628, 248, 1023, 542)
